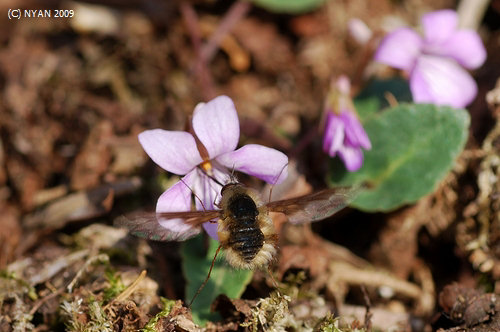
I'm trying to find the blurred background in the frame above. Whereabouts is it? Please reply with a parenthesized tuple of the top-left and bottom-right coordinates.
(1, 0, 500, 331)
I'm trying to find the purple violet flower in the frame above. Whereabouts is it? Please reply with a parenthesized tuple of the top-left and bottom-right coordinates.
(139, 95, 288, 240)
(322, 76, 371, 172)
(374, 9, 486, 108)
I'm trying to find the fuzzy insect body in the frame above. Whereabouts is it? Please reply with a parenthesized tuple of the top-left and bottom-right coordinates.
(217, 184, 277, 269)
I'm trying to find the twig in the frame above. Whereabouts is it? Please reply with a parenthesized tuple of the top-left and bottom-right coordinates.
(328, 261, 424, 304)
(29, 288, 65, 316)
(67, 253, 109, 293)
(104, 270, 147, 309)
(180, 1, 202, 54)
(180, 1, 251, 101)
(180, 1, 216, 101)
(200, 1, 252, 62)
(361, 285, 372, 332)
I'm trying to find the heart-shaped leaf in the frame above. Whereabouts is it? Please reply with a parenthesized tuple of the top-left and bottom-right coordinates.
(182, 236, 253, 325)
(251, 0, 325, 13)
(329, 104, 469, 211)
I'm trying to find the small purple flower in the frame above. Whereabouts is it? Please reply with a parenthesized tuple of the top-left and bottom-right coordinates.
(139, 95, 288, 239)
(322, 76, 371, 172)
(374, 9, 486, 108)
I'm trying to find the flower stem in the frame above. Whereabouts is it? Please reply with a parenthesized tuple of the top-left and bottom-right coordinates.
(457, 0, 490, 30)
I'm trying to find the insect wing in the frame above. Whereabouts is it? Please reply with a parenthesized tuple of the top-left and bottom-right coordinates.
(266, 186, 360, 224)
(115, 210, 220, 241)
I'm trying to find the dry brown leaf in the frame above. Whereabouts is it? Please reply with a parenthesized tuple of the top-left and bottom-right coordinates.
(70, 121, 114, 191)
(24, 178, 141, 230)
(0, 204, 21, 268)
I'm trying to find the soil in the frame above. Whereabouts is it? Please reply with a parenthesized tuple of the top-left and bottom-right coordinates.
(1, 0, 500, 331)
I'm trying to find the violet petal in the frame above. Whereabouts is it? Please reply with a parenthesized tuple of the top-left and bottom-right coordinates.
(156, 171, 196, 213)
(196, 175, 220, 239)
(421, 9, 457, 44)
(440, 30, 486, 69)
(202, 222, 219, 240)
(138, 129, 202, 175)
(338, 145, 364, 172)
(190, 167, 226, 211)
(155, 171, 200, 236)
(322, 113, 334, 152)
(216, 144, 289, 185)
(341, 111, 372, 150)
(323, 114, 345, 157)
(410, 55, 478, 108)
(192, 95, 240, 159)
(190, 167, 229, 241)
(374, 28, 423, 70)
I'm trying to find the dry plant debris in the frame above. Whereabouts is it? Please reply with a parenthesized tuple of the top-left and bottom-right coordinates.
(437, 283, 500, 331)
(0, 0, 499, 330)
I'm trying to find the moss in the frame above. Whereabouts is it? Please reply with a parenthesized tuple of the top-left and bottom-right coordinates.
(141, 297, 176, 332)
(0, 270, 37, 301)
(60, 298, 86, 332)
(60, 297, 114, 332)
(102, 269, 126, 303)
(240, 272, 369, 332)
(11, 294, 35, 332)
(241, 291, 294, 331)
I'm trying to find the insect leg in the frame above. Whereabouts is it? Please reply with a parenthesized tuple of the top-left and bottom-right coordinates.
(188, 244, 222, 307)
(267, 265, 279, 289)
(180, 177, 208, 211)
(267, 162, 289, 202)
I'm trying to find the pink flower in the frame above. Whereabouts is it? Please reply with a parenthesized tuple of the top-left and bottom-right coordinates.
(139, 96, 288, 239)
(322, 76, 371, 171)
(374, 9, 486, 108)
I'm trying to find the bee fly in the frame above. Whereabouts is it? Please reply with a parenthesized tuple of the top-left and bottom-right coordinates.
(116, 181, 360, 305)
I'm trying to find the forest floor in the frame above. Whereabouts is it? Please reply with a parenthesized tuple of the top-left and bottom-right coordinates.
(1, 0, 500, 331)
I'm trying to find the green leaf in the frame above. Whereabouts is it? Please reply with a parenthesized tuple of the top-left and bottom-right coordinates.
(251, 0, 326, 14)
(329, 104, 469, 211)
(181, 236, 253, 326)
